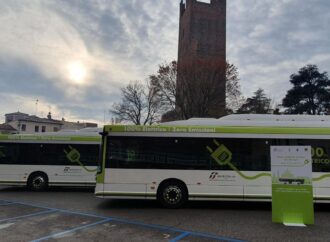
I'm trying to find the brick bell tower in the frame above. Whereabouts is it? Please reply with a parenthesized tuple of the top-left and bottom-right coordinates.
(177, 0, 227, 118)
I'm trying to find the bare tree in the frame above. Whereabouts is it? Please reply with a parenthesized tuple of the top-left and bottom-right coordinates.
(149, 61, 177, 111)
(176, 59, 226, 119)
(144, 80, 163, 125)
(111, 80, 162, 125)
(150, 60, 243, 120)
(113, 61, 243, 124)
(226, 62, 245, 113)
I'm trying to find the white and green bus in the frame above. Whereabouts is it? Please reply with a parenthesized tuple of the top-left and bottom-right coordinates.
(0, 128, 101, 191)
(95, 115, 330, 208)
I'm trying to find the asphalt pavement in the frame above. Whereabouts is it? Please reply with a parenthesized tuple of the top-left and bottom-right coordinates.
(0, 186, 329, 242)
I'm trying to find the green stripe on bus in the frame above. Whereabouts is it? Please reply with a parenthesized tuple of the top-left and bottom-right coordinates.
(104, 125, 330, 135)
(189, 194, 244, 199)
(95, 192, 155, 197)
(95, 192, 330, 202)
(95, 192, 271, 200)
(48, 182, 95, 186)
(244, 195, 271, 199)
(96, 137, 106, 183)
(0, 181, 26, 184)
(0, 135, 100, 142)
(312, 174, 330, 182)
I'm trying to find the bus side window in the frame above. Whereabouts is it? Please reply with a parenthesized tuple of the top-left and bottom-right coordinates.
(39, 144, 66, 165)
(17, 143, 41, 165)
(297, 139, 330, 172)
(0, 145, 7, 163)
(107, 140, 121, 168)
(0, 144, 19, 164)
(73, 144, 99, 166)
(272, 139, 296, 146)
(0, 146, 5, 159)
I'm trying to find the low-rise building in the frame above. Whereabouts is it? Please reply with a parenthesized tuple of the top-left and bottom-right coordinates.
(5, 112, 63, 134)
(61, 120, 98, 130)
(4, 112, 98, 134)
(0, 123, 17, 134)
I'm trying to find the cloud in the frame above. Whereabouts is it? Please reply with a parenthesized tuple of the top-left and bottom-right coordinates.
(0, 0, 179, 124)
(228, 0, 330, 100)
(0, 0, 329, 124)
(0, 57, 63, 101)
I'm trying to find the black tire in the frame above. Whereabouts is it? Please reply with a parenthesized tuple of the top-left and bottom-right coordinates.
(28, 173, 48, 191)
(158, 181, 188, 208)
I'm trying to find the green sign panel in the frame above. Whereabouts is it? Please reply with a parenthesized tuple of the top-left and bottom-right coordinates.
(271, 146, 314, 225)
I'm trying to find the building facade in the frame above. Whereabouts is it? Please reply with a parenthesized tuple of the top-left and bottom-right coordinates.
(61, 121, 98, 130)
(177, 0, 226, 118)
(4, 112, 98, 134)
(5, 112, 63, 134)
(0, 123, 17, 134)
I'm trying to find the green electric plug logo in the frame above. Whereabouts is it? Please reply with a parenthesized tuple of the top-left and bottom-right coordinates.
(206, 140, 232, 166)
(206, 140, 271, 180)
(64, 145, 81, 163)
(64, 145, 97, 172)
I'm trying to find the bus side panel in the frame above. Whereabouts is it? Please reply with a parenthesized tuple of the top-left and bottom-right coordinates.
(46, 165, 91, 186)
(104, 169, 245, 200)
(0, 165, 24, 185)
(243, 173, 271, 200)
(182, 170, 244, 200)
(95, 183, 104, 196)
(313, 175, 330, 201)
(104, 169, 147, 197)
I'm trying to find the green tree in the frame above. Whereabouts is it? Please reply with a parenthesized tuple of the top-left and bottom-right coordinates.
(282, 64, 330, 115)
(237, 88, 271, 114)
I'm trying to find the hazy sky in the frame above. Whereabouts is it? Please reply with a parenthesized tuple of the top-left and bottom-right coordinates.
(1, 0, 329, 124)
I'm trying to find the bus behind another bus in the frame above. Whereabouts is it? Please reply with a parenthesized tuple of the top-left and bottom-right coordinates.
(0, 128, 101, 191)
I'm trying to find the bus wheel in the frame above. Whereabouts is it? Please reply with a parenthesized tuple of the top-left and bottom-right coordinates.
(158, 181, 188, 208)
(28, 173, 48, 191)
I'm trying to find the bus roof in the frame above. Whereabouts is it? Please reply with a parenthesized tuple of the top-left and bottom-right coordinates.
(163, 114, 330, 126)
(103, 114, 330, 136)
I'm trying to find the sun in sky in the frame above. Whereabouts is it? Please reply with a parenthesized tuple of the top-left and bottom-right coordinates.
(67, 61, 87, 85)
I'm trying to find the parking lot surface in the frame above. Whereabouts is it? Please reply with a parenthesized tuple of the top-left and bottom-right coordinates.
(1, 186, 330, 242)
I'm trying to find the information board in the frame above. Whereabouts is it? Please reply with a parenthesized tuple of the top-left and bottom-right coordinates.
(271, 146, 314, 225)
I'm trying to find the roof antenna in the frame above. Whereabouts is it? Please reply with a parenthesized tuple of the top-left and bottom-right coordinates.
(35, 99, 39, 116)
